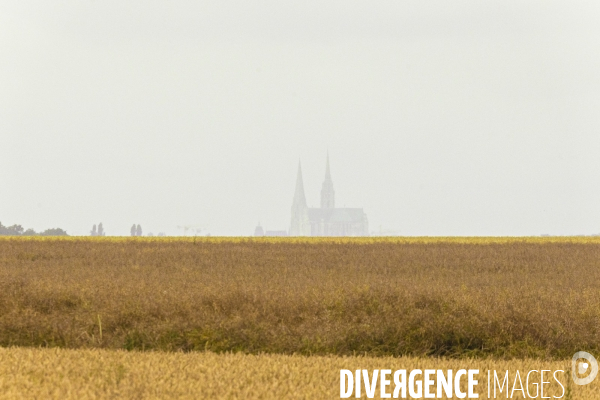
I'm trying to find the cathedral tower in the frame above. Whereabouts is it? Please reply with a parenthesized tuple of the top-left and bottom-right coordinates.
(290, 161, 311, 236)
(320, 153, 335, 209)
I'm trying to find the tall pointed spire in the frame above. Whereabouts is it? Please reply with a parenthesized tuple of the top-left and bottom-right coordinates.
(320, 153, 335, 209)
(290, 160, 310, 236)
(293, 160, 307, 209)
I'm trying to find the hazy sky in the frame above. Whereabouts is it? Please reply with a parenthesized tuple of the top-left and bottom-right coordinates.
(2, 1, 600, 236)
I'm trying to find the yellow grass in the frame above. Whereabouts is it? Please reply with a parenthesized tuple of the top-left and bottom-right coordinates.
(0, 347, 596, 399)
(2, 237, 600, 357)
(1, 237, 599, 398)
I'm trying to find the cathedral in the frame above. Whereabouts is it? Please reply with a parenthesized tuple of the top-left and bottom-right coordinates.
(290, 155, 369, 236)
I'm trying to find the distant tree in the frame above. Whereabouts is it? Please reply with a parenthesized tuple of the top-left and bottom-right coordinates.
(0, 222, 67, 236)
(91, 224, 97, 236)
(131, 224, 137, 236)
(136, 224, 142, 237)
(98, 223, 105, 237)
(0, 223, 24, 236)
(4, 225, 24, 236)
(40, 228, 68, 236)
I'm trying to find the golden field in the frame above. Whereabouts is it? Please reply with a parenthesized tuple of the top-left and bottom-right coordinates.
(2, 237, 600, 398)
(0, 347, 596, 399)
(1, 237, 600, 357)
(8, 235, 600, 244)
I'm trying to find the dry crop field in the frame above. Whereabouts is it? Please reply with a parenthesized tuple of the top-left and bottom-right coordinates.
(1, 236, 600, 398)
(1, 236, 600, 357)
(1, 347, 597, 399)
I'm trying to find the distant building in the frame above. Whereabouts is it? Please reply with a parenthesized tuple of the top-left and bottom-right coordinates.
(290, 155, 368, 236)
(253, 223, 287, 237)
(265, 230, 287, 237)
(254, 224, 265, 236)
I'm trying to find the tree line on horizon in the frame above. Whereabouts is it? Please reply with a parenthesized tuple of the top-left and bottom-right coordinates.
(90, 223, 105, 236)
(0, 222, 68, 236)
(90, 223, 148, 237)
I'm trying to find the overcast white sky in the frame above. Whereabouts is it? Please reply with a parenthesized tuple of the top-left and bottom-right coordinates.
(2, 1, 600, 236)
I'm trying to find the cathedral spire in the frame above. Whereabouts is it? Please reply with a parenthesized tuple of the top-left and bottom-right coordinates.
(321, 153, 335, 209)
(290, 160, 310, 236)
(292, 160, 307, 209)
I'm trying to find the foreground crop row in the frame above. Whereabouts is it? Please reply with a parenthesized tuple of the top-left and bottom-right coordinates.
(2, 347, 597, 399)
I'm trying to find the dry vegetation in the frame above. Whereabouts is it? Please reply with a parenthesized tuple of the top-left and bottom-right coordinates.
(1, 237, 600, 359)
(1, 347, 595, 399)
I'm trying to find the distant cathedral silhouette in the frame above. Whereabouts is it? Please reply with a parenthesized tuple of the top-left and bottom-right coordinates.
(289, 154, 369, 236)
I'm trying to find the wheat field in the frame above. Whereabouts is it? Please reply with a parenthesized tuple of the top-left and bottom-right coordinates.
(1, 237, 600, 398)
(1, 347, 596, 399)
(1, 237, 600, 357)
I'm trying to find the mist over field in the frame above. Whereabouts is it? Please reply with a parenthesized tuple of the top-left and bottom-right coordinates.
(2, 1, 600, 236)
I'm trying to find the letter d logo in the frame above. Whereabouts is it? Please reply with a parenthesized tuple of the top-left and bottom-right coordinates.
(572, 351, 599, 385)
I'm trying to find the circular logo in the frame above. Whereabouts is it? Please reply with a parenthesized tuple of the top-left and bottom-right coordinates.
(572, 351, 599, 385)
